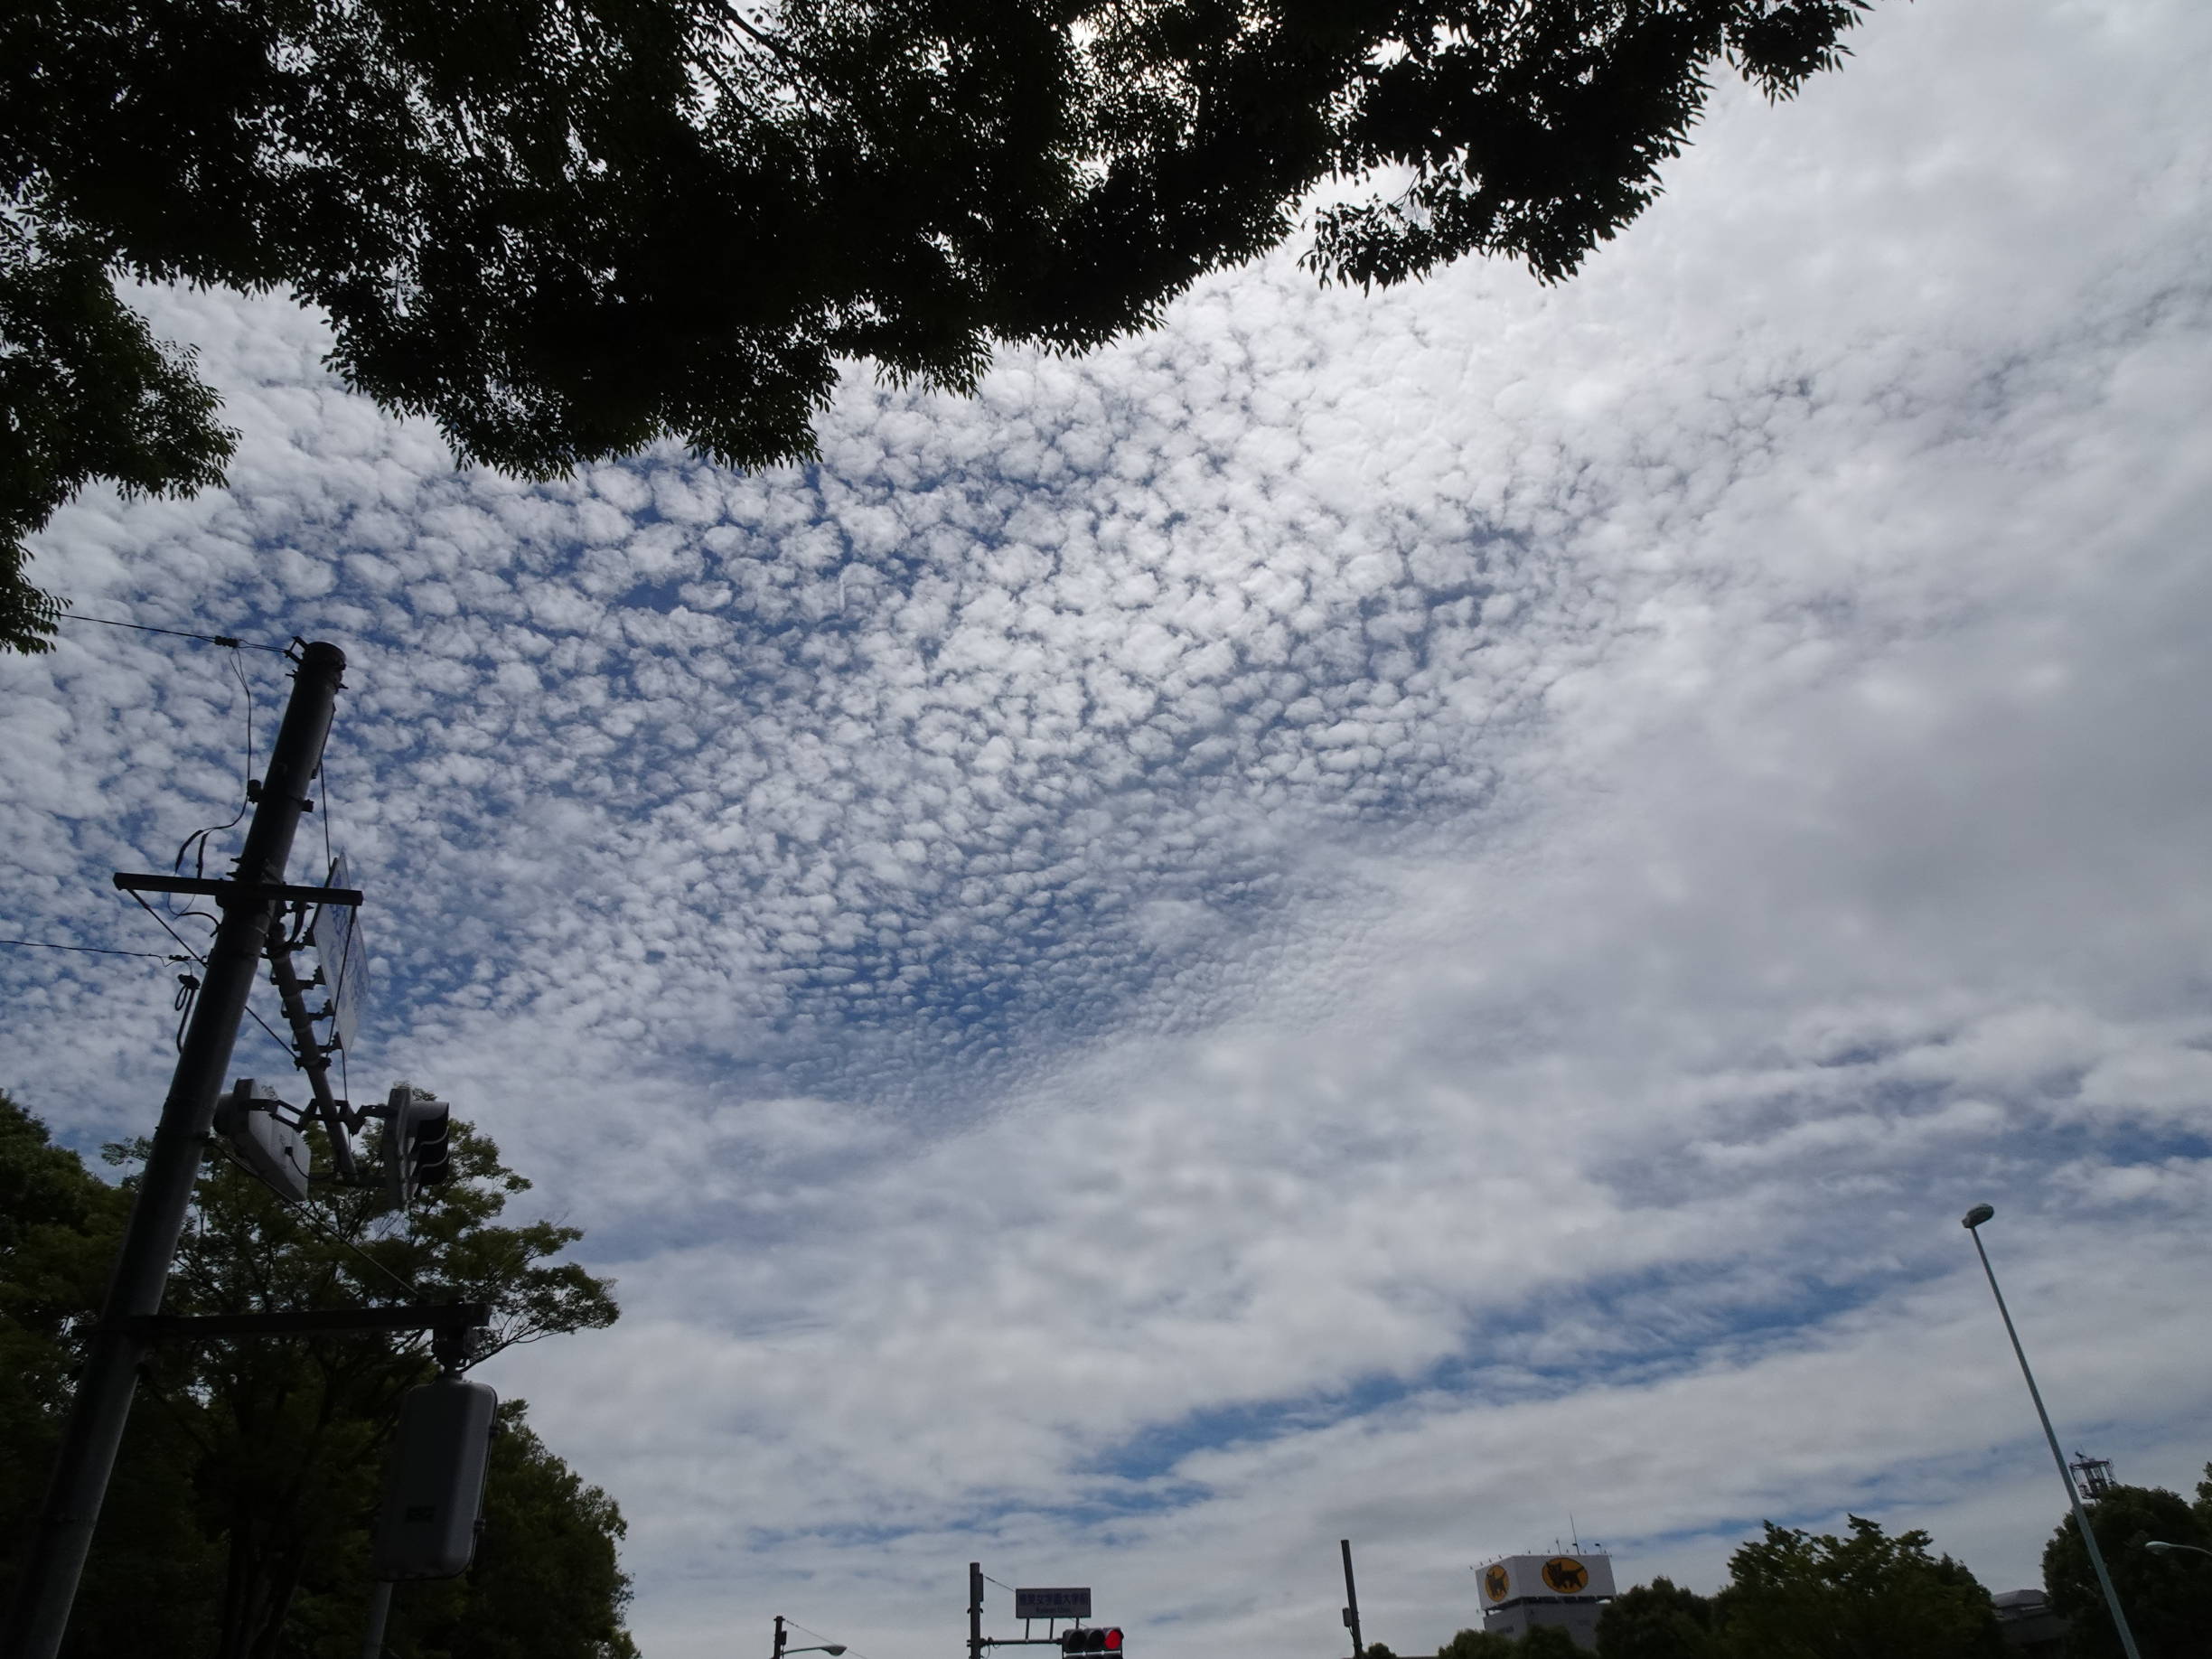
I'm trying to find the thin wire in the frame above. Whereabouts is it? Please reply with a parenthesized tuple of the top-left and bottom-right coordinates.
(243, 1002, 300, 1061)
(786, 1619, 874, 1659)
(210, 1140, 426, 1303)
(127, 890, 213, 962)
(55, 611, 290, 654)
(173, 648, 256, 885)
(125, 891, 291, 1061)
(127, 891, 211, 1051)
(0, 937, 191, 962)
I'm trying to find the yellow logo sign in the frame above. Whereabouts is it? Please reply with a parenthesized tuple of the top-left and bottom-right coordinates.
(1483, 1566, 1511, 1602)
(1542, 1558, 1589, 1594)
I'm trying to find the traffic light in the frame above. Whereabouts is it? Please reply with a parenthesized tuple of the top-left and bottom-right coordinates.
(1060, 1630, 1122, 1654)
(370, 1373, 499, 1579)
(386, 1083, 453, 1204)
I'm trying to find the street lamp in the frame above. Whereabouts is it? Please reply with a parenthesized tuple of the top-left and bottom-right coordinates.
(2146, 1542, 2212, 1561)
(773, 1616, 848, 1659)
(1961, 1204, 2142, 1659)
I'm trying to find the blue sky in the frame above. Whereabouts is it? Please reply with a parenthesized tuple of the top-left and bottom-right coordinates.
(6, 1, 2212, 1654)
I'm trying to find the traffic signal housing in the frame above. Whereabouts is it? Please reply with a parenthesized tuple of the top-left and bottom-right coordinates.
(386, 1083, 453, 1204)
(1060, 1629, 1122, 1655)
(213, 1078, 310, 1203)
(370, 1373, 499, 1579)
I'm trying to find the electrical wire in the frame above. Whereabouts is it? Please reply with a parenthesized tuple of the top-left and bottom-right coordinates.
(786, 1619, 874, 1659)
(173, 647, 256, 886)
(0, 937, 192, 962)
(123, 890, 290, 1061)
(54, 611, 290, 653)
(209, 1140, 427, 1304)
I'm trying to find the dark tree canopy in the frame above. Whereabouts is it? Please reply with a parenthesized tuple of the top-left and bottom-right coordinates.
(2040, 1481, 2212, 1659)
(0, 1092, 631, 1659)
(1714, 1516, 2004, 1659)
(0, 0, 1872, 649)
(1595, 1575, 1716, 1659)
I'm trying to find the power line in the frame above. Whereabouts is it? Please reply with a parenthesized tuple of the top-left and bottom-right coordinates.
(54, 612, 291, 654)
(208, 1141, 426, 1304)
(0, 938, 191, 963)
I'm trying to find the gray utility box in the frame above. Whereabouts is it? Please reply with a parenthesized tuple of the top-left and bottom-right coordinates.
(371, 1374, 499, 1579)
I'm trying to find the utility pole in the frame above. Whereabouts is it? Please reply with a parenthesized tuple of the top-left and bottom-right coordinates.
(774, 1614, 788, 1659)
(358, 1582, 393, 1659)
(2, 641, 348, 1659)
(970, 1563, 985, 1659)
(1340, 1540, 1364, 1659)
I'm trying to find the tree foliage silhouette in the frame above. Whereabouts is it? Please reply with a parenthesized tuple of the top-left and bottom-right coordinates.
(2, 0, 1873, 649)
(0, 1091, 631, 1659)
(2040, 1480, 2212, 1659)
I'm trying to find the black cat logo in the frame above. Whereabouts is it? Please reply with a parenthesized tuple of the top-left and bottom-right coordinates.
(1542, 1558, 1589, 1594)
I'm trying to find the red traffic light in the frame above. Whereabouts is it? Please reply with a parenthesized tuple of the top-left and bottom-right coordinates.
(1102, 1632, 1123, 1654)
(1059, 1629, 1123, 1655)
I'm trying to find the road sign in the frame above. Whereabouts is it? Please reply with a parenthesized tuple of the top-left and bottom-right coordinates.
(312, 853, 368, 1050)
(1017, 1589, 1092, 1622)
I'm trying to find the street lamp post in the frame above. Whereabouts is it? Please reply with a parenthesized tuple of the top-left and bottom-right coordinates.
(773, 1615, 848, 1659)
(1961, 1204, 2142, 1659)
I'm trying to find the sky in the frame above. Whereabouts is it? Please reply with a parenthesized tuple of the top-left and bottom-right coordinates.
(5, 0, 2212, 1654)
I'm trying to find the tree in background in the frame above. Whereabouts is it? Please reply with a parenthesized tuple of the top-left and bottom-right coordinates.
(0, 1089, 219, 1653)
(1439, 1626, 1526, 1658)
(1711, 1516, 2003, 1659)
(1438, 1626, 1581, 1658)
(2040, 1481, 2212, 1659)
(0, 0, 1876, 651)
(0, 1091, 632, 1659)
(1596, 1577, 1717, 1659)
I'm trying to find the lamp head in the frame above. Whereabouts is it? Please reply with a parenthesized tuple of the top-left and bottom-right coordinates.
(2146, 1542, 2178, 1555)
(1962, 1203, 1995, 1230)
(827, 1646, 848, 1653)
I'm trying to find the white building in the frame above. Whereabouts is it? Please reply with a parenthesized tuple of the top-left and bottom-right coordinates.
(1476, 1552, 1616, 1651)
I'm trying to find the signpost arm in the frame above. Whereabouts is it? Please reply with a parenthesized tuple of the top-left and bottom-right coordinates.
(2, 641, 347, 1659)
(266, 933, 360, 1179)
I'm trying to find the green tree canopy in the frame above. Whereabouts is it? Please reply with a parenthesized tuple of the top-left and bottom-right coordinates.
(1, 0, 1874, 650)
(1439, 1628, 1532, 1659)
(1438, 1625, 1583, 1658)
(0, 1091, 632, 1659)
(1596, 1576, 1717, 1659)
(2040, 1482, 2212, 1659)
(1714, 1515, 2003, 1659)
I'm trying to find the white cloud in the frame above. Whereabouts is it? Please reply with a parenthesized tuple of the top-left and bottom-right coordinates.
(6, 0, 2212, 1654)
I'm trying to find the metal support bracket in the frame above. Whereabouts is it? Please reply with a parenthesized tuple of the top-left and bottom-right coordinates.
(114, 872, 364, 907)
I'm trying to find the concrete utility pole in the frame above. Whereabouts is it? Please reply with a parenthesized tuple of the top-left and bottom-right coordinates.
(2, 641, 347, 1659)
(970, 1562, 985, 1659)
(1339, 1541, 1364, 1659)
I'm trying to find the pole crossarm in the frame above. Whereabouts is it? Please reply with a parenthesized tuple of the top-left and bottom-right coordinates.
(113, 872, 365, 908)
(117, 1303, 492, 1343)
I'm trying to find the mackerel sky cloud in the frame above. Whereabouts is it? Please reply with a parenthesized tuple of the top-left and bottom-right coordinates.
(5, 1, 2212, 1655)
